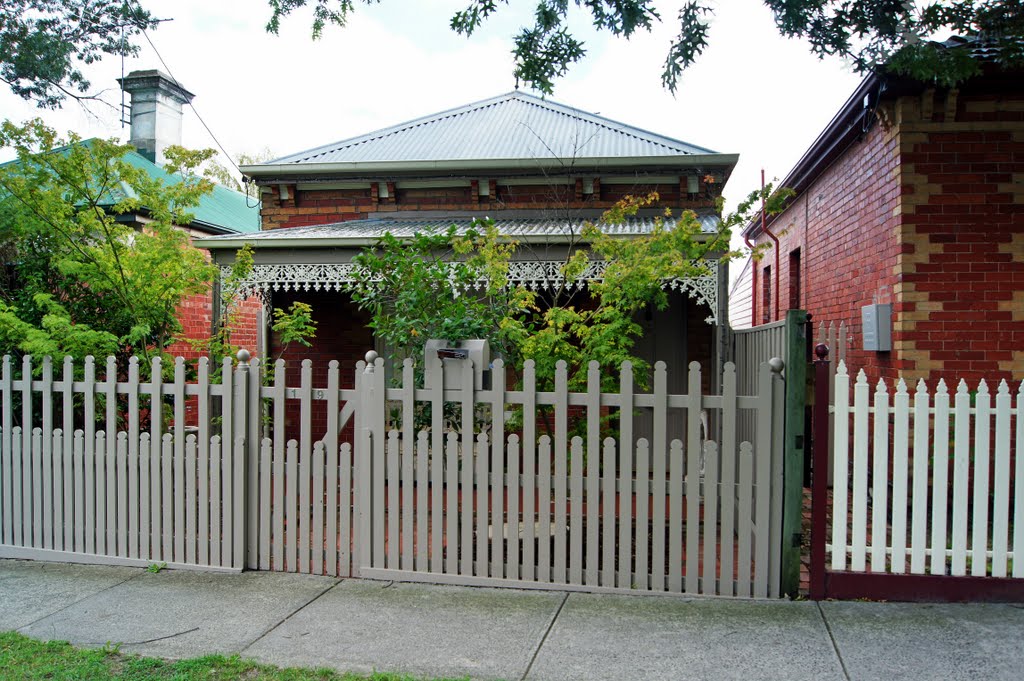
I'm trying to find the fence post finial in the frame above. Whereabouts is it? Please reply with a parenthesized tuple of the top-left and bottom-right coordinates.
(237, 349, 251, 364)
(768, 357, 785, 374)
(814, 343, 829, 361)
(364, 350, 379, 373)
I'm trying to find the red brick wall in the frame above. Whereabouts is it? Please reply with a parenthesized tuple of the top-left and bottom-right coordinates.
(752, 117, 902, 383)
(166, 291, 214, 361)
(895, 88, 1024, 384)
(752, 84, 1024, 386)
(260, 179, 721, 229)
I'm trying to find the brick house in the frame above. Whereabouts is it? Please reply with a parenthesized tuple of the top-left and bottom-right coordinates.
(116, 70, 262, 358)
(741, 42, 1023, 385)
(199, 91, 738, 413)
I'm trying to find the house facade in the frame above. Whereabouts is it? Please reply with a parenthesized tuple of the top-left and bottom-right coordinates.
(200, 92, 739, 412)
(742, 42, 1023, 385)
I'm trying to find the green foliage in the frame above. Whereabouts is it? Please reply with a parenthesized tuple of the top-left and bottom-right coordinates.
(0, 0, 158, 108)
(273, 302, 317, 349)
(146, 561, 167, 573)
(262, 1, 1024, 94)
(0, 119, 218, 366)
(199, 245, 318, 378)
(346, 190, 773, 398)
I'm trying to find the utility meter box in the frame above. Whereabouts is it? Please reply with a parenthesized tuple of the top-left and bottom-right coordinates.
(424, 339, 491, 390)
(861, 303, 892, 352)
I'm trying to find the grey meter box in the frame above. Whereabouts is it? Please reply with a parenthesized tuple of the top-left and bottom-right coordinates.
(861, 304, 892, 352)
(424, 339, 491, 390)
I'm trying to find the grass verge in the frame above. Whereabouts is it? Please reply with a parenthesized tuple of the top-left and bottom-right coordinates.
(0, 631, 469, 681)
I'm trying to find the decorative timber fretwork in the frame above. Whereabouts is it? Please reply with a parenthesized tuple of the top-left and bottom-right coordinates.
(223, 259, 721, 323)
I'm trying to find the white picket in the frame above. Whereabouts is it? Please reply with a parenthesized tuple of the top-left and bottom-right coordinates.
(930, 380, 950, 576)
(971, 380, 991, 577)
(870, 378, 890, 574)
(831, 362, 850, 571)
(1014, 381, 1024, 579)
(909, 379, 929, 574)
(951, 380, 971, 576)
(891, 379, 909, 574)
(991, 381, 1011, 577)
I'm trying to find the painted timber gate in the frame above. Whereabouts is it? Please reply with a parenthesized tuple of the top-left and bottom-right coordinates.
(0, 351, 786, 598)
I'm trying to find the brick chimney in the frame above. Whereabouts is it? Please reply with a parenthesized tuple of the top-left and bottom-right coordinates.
(117, 69, 195, 166)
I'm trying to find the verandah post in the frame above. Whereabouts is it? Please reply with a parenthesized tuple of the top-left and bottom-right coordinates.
(810, 343, 830, 600)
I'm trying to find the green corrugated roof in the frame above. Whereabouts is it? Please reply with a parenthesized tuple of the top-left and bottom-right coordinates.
(1, 139, 260, 234)
(116, 148, 260, 234)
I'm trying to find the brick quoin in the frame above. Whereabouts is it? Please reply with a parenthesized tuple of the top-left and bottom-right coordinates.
(752, 81, 1024, 388)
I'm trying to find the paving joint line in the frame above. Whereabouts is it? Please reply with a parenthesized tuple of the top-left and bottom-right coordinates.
(519, 591, 569, 681)
(239, 577, 344, 655)
(15, 565, 146, 632)
(816, 601, 851, 681)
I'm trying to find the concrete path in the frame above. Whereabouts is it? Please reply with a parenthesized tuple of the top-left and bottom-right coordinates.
(3, 559, 1023, 680)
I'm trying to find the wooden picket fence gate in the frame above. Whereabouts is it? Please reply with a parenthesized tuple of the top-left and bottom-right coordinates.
(1, 351, 787, 598)
(811, 356, 1024, 601)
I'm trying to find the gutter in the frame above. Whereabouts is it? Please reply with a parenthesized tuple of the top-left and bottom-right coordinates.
(240, 153, 740, 180)
(743, 73, 884, 240)
(196, 230, 719, 251)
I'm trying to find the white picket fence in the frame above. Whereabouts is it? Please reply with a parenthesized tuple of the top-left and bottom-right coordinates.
(828, 361, 1024, 578)
(0, 354, 247, 570)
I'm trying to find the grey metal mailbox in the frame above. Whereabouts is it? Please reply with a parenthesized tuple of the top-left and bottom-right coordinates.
(424, 338, 491, 389)
(861, 303, 892, 351)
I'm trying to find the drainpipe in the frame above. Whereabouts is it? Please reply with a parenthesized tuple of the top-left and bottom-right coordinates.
(761, 169, 781, 322)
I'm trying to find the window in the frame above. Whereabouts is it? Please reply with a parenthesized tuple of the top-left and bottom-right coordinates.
(762, 265, 772, 324)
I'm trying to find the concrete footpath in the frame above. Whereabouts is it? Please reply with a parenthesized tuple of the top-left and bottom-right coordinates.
(2, 559, 1023, 681)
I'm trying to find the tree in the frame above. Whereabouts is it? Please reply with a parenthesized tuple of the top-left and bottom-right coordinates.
(346, 186, 786, 393)
(0, 119, 217, 364)
(4, 2, 1019, 108)
(0, 0, 157, 108)
(268, 0, 1024, 92)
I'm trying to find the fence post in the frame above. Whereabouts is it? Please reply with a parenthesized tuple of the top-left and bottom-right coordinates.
(768, 357, 786, 599)
(355, 350, 380, 576)
(810, 343, 830, 599)
(233, 349, 251, 570)
(781, 310, 809, 596)
(246, 353, 262, 570)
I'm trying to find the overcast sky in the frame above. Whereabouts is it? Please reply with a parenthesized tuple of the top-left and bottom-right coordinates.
(0, 0, 863, 219)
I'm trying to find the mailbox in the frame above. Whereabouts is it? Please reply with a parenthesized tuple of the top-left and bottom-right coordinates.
(424, 339, 491, 390)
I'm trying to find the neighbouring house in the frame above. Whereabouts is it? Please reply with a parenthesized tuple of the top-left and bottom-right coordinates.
(727, 256, 754, 330)
(0, 70, 261, 363)
(740, 38, 1023, 386)
(198, 91, 739, 420)
(116, 70, 262, 358)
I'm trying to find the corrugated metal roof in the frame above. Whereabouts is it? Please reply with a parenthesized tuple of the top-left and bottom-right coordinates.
(118, 150, 260, 233)
(267, 91, 716, 166)
(1, 140, 260, 234)
(198, 213, 721, 247)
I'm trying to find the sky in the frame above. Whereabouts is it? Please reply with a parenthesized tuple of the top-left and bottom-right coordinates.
(0, 0, 864, 227)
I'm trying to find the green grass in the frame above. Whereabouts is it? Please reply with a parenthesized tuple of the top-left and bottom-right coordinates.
(0, 631, 470, 681)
